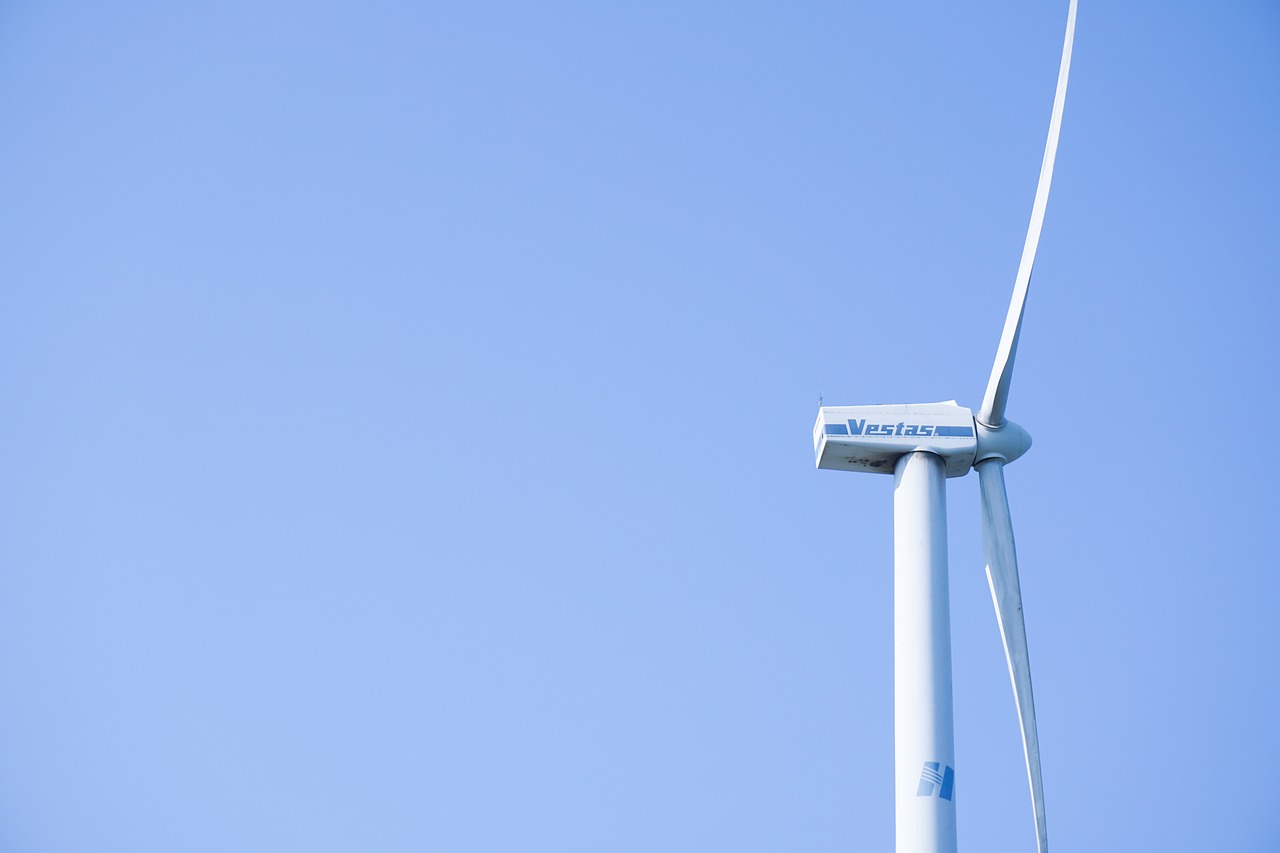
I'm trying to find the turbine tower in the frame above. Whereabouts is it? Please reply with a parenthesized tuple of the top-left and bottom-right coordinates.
(812, 3, 1077, 852)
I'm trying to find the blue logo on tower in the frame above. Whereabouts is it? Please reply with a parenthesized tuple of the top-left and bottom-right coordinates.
(916, 761, 955, 801)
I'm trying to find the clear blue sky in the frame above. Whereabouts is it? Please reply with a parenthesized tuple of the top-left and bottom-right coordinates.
(1, 1, 1277, 851)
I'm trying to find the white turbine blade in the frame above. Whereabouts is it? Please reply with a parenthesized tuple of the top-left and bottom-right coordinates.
(977, 459, 1048, 853)
(978, 0, 1077, 428)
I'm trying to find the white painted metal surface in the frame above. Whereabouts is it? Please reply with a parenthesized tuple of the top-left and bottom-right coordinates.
(893, 452, 956, 853)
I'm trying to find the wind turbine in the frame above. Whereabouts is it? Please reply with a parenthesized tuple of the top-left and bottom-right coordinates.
(812, 2, 1076, 852)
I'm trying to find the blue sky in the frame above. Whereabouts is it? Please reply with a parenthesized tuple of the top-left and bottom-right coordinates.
(1, 1, 1277, 851)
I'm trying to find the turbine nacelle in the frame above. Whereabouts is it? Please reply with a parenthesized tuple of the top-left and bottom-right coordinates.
(812, 401, 1032, 478)
(815, 401, 976, 478)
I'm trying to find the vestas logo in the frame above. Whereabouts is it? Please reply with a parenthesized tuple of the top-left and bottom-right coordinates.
(916, 761, 955, 800)
(823, 420, 974, 439)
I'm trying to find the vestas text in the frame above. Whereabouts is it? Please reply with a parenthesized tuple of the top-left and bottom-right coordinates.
(824, 420, 975, 439)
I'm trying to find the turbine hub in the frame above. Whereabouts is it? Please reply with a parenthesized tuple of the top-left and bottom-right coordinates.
(974, 418, 1032, 465)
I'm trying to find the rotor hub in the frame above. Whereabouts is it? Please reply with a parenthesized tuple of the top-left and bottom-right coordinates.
(974, 418, 1032, 465)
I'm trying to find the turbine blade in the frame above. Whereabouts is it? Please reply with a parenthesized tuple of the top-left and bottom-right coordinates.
(977, 459, 1048, 853)
(978, 0, 1077, 427)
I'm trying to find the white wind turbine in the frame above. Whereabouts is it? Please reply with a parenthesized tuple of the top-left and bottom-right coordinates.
(812, 3, 1077, 852)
